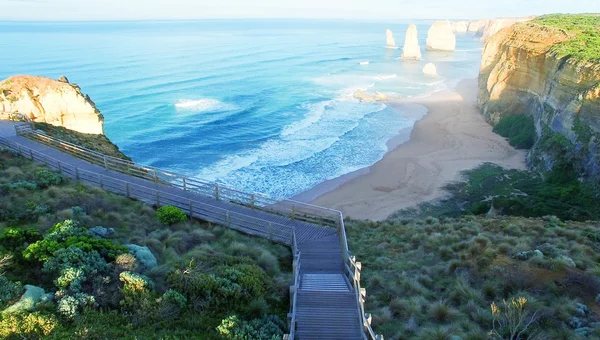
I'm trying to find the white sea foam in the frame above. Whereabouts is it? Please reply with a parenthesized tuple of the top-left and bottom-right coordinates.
(196, 98, 387, 185)
(359, 61, 369, 65)
(174, 99, 235, 112)
(376, 74, 397, 80)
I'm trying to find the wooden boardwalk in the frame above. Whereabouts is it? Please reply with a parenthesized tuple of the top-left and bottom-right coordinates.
(0, 120, 376, 339)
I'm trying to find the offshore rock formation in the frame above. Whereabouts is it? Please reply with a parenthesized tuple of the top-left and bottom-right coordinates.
(352, 90, 390, 102)
(386, 29, 396, 48)
(426, 21, 456, 51)
(451, 21, 469, 33)
(423, 63, 437, 76)
(401, 24, 422, 60)
(0, 75, 104, 134)
(478, 22, 600, 180)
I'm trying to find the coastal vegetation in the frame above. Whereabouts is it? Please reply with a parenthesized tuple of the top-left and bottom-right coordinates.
(347, 216, 600, 339)
(492, 114, 535, 149)
(532, 14, 600, 63)
(34, 123, 131, 161)
(0, 149, 290, 339)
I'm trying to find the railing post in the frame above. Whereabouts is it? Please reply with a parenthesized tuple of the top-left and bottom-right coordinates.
(75, 167, 80, 182)
(183, 178, 187, 191)
(251, 194, 255, 208)
(99, 174, 103, 189)
(103, 155, 108, 170)
(57, 161, 62, 173)
(29, 149, 33, 160)
(226, 211, 230, 226)
(291, 205, 296, 219)
(153, 169, 158, 183)
(43, 155, 48, 165)
(126, 183, 130, 198)
(155, 190, 160, 206)
(215, 183, 220, 200)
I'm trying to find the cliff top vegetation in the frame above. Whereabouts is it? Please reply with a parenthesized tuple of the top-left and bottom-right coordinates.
(532, 14, 600, 63)
(0, 149, 290, 338)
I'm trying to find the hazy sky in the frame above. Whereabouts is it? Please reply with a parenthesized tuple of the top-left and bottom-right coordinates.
(1, 0, 599, 21)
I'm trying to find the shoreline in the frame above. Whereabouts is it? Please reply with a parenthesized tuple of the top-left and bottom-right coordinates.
(297, 78, 527, 221)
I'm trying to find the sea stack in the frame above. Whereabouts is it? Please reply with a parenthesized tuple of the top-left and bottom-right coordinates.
(386, 29, 396, 48)
(426, 21, 456, 51)
(401, 24, 422, 60)
(423, 63, 437, 76)
(0, 75, 104, 134)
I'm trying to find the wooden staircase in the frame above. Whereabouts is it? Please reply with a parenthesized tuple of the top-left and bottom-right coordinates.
(293, 234, 364, 339)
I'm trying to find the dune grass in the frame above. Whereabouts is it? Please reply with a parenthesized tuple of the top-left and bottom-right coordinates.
(347, 216, 600, 339)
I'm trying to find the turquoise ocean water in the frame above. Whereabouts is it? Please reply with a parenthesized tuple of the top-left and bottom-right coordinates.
(0, 20, 483, 198)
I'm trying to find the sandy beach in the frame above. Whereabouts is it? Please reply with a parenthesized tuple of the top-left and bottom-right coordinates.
(306, 78, 527, 221)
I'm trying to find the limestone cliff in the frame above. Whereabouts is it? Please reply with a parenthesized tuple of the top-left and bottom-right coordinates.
(479, 17, 535, 41)
(478, 18, 600, 180)
(0, 76, 104, 134)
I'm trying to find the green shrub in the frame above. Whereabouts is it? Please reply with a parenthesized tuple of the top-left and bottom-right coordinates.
(0, 276, 23, 309)
(493, 114, 536, 149)
(56, 293, 97, 319)
(23, 220, 127, 262)
(156, 206, 187, 225)
(0, 312, 58, 338)
(0, 227, 42, 250)
(34, 170, 63, 188)
(166, 269, 242, 311)
(4, 181, 37, 191)
(218, 264, 266, 298)
(216, 315, 285, 340)
(43, 246, 108, 291)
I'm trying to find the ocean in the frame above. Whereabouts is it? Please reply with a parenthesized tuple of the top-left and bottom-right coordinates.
(0, 19, 483, 198)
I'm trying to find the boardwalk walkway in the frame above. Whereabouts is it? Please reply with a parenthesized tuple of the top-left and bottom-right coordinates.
(0, 120, 377, 340)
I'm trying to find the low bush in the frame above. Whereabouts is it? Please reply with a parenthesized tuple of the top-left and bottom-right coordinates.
(156, 206, 187, 225)
(216, 315, 285, 340)
(0, 312, 58, 339)
(34, 170, 63, 188)
(0, 227, 42, 251)
(0, 276, 23, 309)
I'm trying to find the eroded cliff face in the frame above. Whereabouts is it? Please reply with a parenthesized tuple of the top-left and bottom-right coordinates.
(478, 23, 600, 179)
(0, 76, 104, 134)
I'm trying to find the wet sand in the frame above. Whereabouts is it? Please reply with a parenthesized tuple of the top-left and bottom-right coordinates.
(304, 78, 527, 221)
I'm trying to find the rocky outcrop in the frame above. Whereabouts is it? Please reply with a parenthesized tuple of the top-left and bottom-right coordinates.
(2, 285, 52, 314)
(401, 24, 422, 60)
(423, 63, 437, 76)
(451, 21, 469, 33)
(468, 20, 488, 35)
(386, 29, 396, 48)
(0, 75, 104, 134)
(426, 21, 456, 51)
(478, 22, 600, 181)
(353, 90, 390, 102)
(480, 17, 535, 41)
